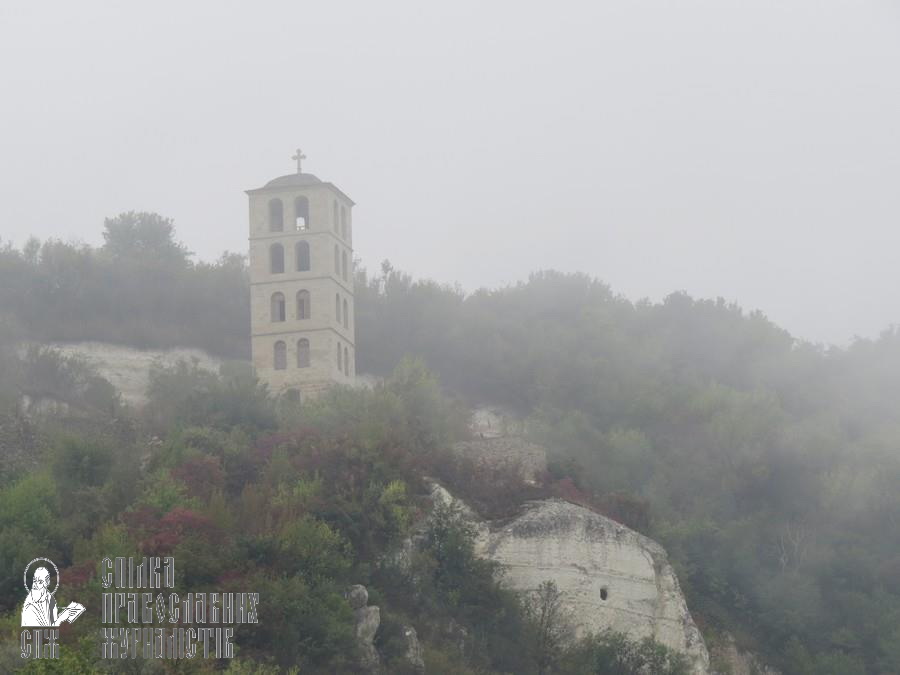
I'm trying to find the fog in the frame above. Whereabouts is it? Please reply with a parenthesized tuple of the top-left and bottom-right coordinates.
(1, 0, 898, 345)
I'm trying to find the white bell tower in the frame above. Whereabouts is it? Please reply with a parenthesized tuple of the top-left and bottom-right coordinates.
(246, 151, 355, 399)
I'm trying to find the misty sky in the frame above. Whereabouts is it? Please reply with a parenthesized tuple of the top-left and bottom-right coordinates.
(1, 1, 898, 346)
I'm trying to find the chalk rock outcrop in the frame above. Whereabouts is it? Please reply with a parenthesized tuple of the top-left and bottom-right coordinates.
(469, 406, 525, 438)
(454, 407, 547, 482)
(401, 624, 425, 673)
(451, 437, 548, 483)
(19, 395, 72, 417)
(51, 342, 224, 406)
(429, 485, 710, 674)
(346, 584, 380, 672)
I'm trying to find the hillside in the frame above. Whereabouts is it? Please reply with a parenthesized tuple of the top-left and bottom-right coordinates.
(1, 219, 899, 673)
(355, 266, 900, 675)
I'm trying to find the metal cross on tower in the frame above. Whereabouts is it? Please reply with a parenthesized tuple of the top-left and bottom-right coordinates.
(292, 148, 307, 174)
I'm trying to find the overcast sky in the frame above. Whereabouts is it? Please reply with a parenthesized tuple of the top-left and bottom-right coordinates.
(1, 1, 898, 346)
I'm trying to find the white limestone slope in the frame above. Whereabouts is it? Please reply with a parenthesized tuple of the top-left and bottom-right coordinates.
(51, 342, 224, 406)
(431, 485, 710, 674)
(480, 498, 709, 673)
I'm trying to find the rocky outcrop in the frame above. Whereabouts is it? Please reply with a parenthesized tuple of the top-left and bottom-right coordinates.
(19, 394, 72, 417)
(401, 625, 425, 673)
(346, 584, 380, 672)
(469, 406, 526, 438)
(428, 484, 710, 674)
(51, 342, 224, 406)
(454, 407, 548, 483)
(344, 584, 425, 674)
(451, 437, 548, 483)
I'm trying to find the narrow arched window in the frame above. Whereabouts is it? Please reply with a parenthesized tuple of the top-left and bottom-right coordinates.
(294, 196, 310, 231)
(270, 292, 285, 322)
(268, 199, 284, 232)
(333, 201, 339, 233)
(337, 341, 343, 371)
(343, 298, 349, 328)
(334, 245, 340, 275)
(296, 290, 310, 319)
(342, 251, 348, 281)
(297, 338, 310, 368)
(341, 205, 347, 237)
(344, 346, 349, 376)
(295, 241, 310, 271)
(274, 341, 287, 370)
(270, 243, 284, 274)
(335, 293, 341, 324)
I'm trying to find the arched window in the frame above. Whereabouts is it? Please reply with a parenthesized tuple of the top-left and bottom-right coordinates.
(270, 244, 284, 274)
(268, 199, 284, 232)
(343, 298, 349, 328)
(341, 206, 347, 235)
(270, 292, 285, 322)
(296, 290, 310, 319)
(333, 201, 339, 233)
(274, 341, 287, 370)
(334, 245, 340, 275)
(297, 339, 310, 368)
(294, 196, 310, 231)
(337, 341, 343, 371)
(335, 293, 341, 324)
(342, 250, 348, 281)
(344, 346, 349, 376)
(295, 241, 310, 271)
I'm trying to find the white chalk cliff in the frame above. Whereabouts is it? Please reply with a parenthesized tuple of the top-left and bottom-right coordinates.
(50, 342, 223, 406)
(430, 485, 710, 674)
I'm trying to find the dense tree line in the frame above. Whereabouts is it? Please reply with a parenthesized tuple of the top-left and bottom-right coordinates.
(0, 212, 249, 358)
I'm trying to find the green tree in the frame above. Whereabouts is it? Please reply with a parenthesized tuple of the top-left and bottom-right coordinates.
(101, 211, 191, 268)
(562, 630, 691, 675)
(523, 580, 575, 675)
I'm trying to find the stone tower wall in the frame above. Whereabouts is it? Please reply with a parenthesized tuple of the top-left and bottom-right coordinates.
(248, 179, 355, 398)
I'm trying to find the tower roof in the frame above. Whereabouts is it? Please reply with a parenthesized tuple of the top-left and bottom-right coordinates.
(261, 173, 323, 189)
(245, 172, 355, 204)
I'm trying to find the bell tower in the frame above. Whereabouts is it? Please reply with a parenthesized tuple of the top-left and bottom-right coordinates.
(247, 150, 355, 399)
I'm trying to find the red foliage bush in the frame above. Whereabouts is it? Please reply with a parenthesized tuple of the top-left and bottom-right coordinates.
(171, 454, 224, 500)
(547, 477, 593, 508)
(62, 560, 95, 588)
(427, 449, 546, 519)
(123, 505, 219, 556)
